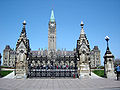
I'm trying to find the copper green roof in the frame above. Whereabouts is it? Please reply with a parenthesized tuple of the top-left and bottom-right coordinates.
(50, 9, 55, 22)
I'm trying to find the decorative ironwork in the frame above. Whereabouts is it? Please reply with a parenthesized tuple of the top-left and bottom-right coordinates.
(27, 53, 78, 78)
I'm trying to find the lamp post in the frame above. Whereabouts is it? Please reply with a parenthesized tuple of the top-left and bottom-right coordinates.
(104, 36, 110, 78)
(105, 36, 110, 49)
(0, 53, 2, 77)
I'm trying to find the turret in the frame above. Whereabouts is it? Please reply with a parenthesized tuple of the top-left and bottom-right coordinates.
(16, 20, 30, 52)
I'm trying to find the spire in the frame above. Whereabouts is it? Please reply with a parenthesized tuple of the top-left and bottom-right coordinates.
(50, 9, 55, 22)
(78, 20, 90, 50)
(16, 20, 30, 51)
(20, 20, 27, 38)
(80, 21, 85, 34)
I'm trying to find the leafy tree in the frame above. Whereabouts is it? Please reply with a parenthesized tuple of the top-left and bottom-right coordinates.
(114, 58, 120, 67)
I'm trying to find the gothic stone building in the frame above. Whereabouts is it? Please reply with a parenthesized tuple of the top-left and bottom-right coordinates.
(3, 10, 101, 78)
(3, 45, 16, 67)
(90, 46, 101, 68)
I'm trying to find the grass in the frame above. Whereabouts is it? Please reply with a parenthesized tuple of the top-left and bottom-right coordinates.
(0, 70, 13, 77)
(1, 66, 11, 68)
(92, 70, 104, 77)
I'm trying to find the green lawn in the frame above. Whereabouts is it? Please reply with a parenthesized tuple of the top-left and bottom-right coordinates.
(1, 66, 10, 68)
(0, 70, 13, 77)
(92, 70, 104, 77)
(1, 66, 15, 69)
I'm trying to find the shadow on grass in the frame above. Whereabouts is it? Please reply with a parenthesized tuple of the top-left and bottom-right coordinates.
(0, 70, 13, 77)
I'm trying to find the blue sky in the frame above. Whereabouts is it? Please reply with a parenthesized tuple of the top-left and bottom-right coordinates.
(0, 0, 120, 65)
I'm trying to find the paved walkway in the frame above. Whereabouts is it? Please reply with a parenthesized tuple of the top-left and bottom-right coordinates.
(0, 78, 120, 90)
(1, 71, 119, 90)
(3, 71, 103, 79)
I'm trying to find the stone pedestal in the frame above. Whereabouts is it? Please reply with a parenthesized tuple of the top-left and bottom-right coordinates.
(15, 60, 28, 79)
(15, 73, 27, 79)
(78, 63, 90, 78)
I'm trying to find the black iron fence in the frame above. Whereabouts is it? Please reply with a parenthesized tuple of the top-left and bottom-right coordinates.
(28, 69, 77, 78)
(27, 54, 78, 78)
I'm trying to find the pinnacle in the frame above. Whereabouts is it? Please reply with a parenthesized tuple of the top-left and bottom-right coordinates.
(50, 9, 55, 22)
(81, 21, 83, 25)
(23, 20, 26, 25)
(80, 21, 85, 34)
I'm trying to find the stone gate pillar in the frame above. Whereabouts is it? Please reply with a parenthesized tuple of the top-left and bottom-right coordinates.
(76, 21, 90, 78)
(15, 21, 30, 79)
(104, 36, 115, 78)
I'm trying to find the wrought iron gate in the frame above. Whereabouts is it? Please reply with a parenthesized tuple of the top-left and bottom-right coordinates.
(27, 55, 78, 78)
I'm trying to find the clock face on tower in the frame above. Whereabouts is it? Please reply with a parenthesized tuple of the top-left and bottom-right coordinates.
(49, 23, 55, 33)
(50, 23, 55, 27)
